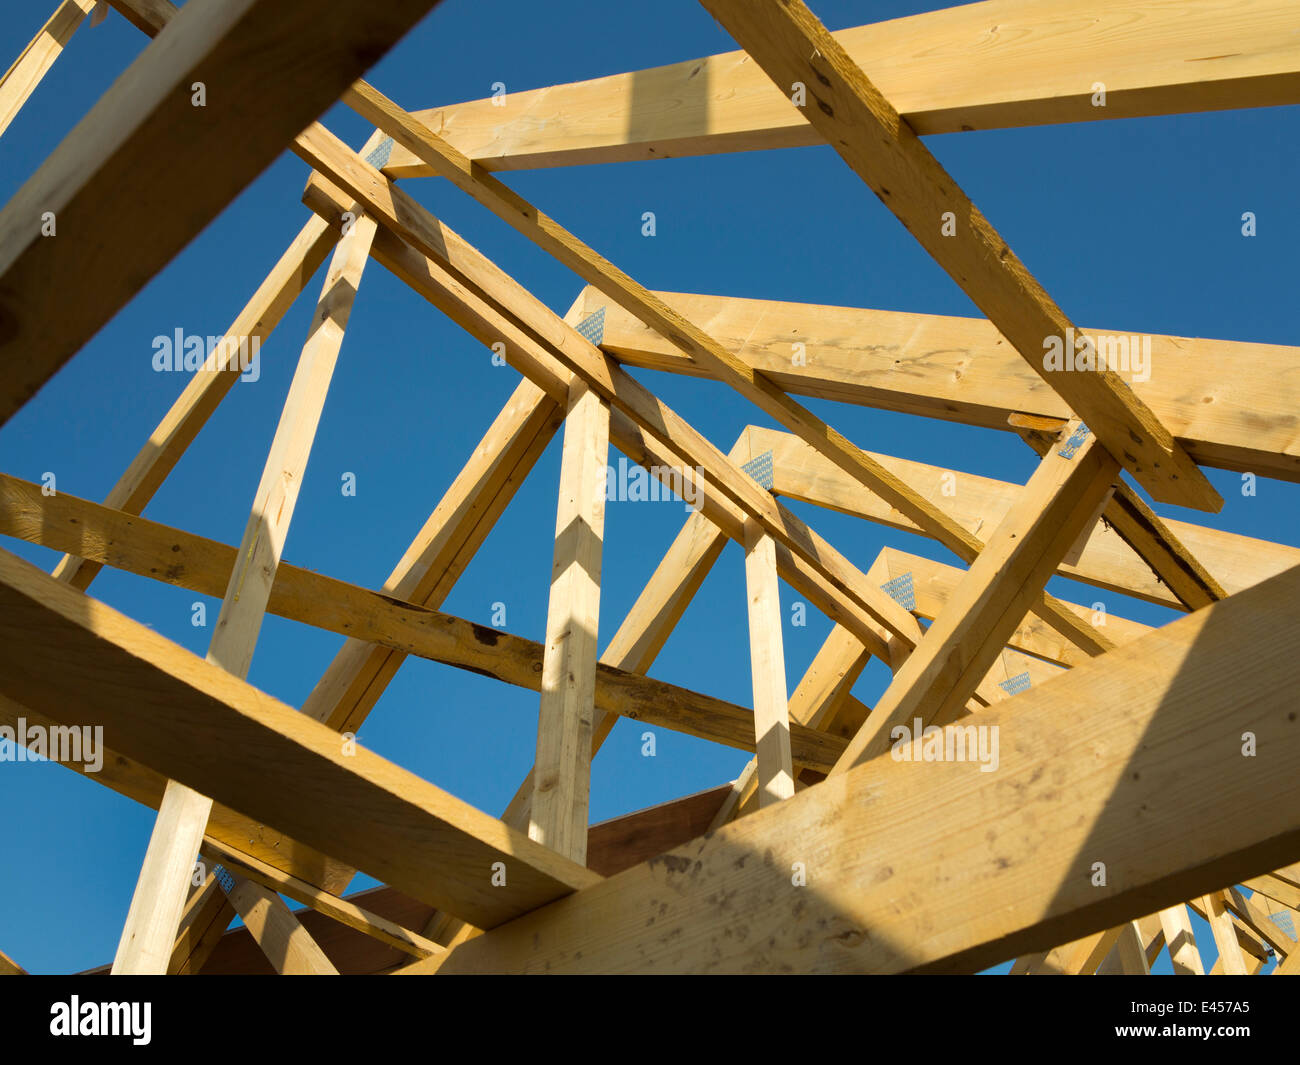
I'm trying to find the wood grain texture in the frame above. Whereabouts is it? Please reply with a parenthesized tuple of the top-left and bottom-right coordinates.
(0, 546, 599, 929)
(0, 0, 442, 425)
(377, 0, 1300, 174)
(588, 290, 1300, 484)
(699, 0, 1218, 511)
(415, 560, 1300, 974)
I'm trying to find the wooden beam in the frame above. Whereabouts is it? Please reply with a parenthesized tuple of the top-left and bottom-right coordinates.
(886, 548, 1148, 669)
(750, 426, 1293, 612)
(832, 424, 1119, 772)
(0, 1, 95, 140)
(587, 289, 1300, 484)
(1226, 886, 1297, 957)
(712, 620, 874, 831)
(1013, 417, 1226, 609)
(1157, 905, 1205, 975)
(300, 179, 901, 663)
(0, 545, 600, 927)
(218, 874, 338, 975)
(1108, 922, 1152, 975)
(84, 786, 733, 974)
(294, 142, 916, 655)
(378, 0, 1300, 175)
(112, 216, 377, 974)
(529, 381, 610, 863)
(742, 524, 794, 807)
(201, 843, 441, 961)
(52, 214, 336, 590)
(1200, 891, 1251, 974)
(0, 0, 442, 427)
(0, 473, 845, 771)
(168, 877, 232, 975)
(346, 79, 1085, 575)
(410, 559, 1300, 974)
(698, 0, 1219, 512)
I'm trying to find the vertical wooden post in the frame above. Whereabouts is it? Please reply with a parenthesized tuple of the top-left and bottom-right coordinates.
(1158, 904, 1206, 975)
(111, 214, 377, 974)
(743, 521, 794, 808)
(528, 379, 610, 863)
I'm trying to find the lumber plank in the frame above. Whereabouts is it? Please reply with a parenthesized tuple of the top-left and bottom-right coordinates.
(1200, 891, 1251, 974)
(112, 216, 376, 974)
(220, 876, 338, 975)
(52, 214, 336, 590)
(0, 0, 443, 426)
(0, 473, 844, 771)
(294, 143, 915, 653)
(0, 546, 600, 929)
(699, 0, 1219, 511)
(529, 381, 610, 863)
(201, 842, 441, 960)
(345, 80, 1063, 570)
(750, 426, 1296, 610)
(1157, 905, 1205, 975)
(589, 290, 1300, 484)
(742, 524, 794, 807)
(411, 560, 1300, 974)
(831, 424, 1119, 772)
(379, 0, 1300, 174)
(0, 0, 95, 140)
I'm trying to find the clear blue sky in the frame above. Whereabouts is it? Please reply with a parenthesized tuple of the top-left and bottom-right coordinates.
(0, 0, 1296, 974)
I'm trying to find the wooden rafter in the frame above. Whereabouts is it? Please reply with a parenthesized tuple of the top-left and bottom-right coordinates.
(403, 560, 1300, 973)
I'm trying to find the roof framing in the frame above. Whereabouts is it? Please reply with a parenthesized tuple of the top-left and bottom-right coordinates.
(0, 0, 1296, 978)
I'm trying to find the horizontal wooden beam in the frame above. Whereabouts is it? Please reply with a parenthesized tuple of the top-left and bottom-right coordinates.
(747, 426, 1298, 610)
(0, 0, 442, 425)
(380, 0, 1300, 174)
(584, 289, 1300, 484)
(0, 546, 599, 929)
(413, 559, 1300, 973)
(0, 472, 845, 771)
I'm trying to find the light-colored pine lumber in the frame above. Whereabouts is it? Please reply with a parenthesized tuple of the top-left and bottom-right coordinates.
(112, 216, 377, 974)
(748, 426, 1294, 611)
(1201, 892, 1252, 974)
(742, 524, 794, 807)
(529, 381, 610, 863)
(586, 289, 1300, 485)
(201, 843, 442, 960)
(0, 545, 601, 928)
(52, 214, 336, 590)
(0, 0, 95, 140)
(378, 0, 1300, 174)
(1157, 905, 1206, 975)
(0, 472, 846, 771)
(219, 877, 338, 975)
(411, 559, 1300, 974)
(0, 0, 443, 427)
(831, 423, 1119, 772)
(698, 0, 1219, 513)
